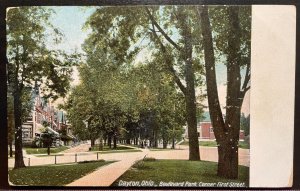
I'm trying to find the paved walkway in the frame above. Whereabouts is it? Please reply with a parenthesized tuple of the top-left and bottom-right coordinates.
(67, 149, 149, 187)
(61, 143, 90, 153)
(8, 143, 250, 186)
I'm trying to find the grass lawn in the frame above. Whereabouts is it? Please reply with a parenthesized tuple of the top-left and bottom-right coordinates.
(9, 160, 113, 186)
(112, 160, 249, 187)
(35, 153, 64, 157)
(25, 146, 69, 155)
(90, 145, 135, 151)
(122, 144, 141, 148)
(180, 141, 249, 149)
(94, 150, 142, 154)
(149, 148, 181, 151)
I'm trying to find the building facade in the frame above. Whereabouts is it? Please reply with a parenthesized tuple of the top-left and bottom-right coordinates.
(183, 112, 245, 140)
(22, 86, 74, 146)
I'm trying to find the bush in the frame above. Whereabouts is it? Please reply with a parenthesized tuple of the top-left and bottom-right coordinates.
(143, 157, 156, 161)
(132, 160, 145, 169)
(78, 159, 105, 164)
(132, 160, 153, 170)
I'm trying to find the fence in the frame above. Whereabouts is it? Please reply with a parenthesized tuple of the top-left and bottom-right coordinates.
(8, 152, 103, 168)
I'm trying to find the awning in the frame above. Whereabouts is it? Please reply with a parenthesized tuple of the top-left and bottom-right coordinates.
(46, 127, 60, 135)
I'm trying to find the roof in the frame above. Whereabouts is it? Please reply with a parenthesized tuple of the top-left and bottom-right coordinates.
(199, 111, 211, 122)
(56, 111, 68, 123)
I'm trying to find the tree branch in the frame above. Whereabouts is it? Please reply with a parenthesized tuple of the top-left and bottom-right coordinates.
(149, 25, 187, 96)
(145, 7, 181, 51)
(241, 61, 250, 92)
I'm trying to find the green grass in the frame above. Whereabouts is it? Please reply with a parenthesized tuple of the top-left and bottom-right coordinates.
(35, 153, 64, 157)
(34, 150, 141, 158)
(122, 144, 140, 148)
(180, 141, 249, 149)
(90, 145, 135, 151)
(238, 141, 250, 149)
(149, 148, 181, 151)
(94, 149, 142, 154)
(25, 146, 69, 155)
(9, 160, 113, 186)
(112, 160, 249, 187)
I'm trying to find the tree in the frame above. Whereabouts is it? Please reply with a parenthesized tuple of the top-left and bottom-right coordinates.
(83, 6, 205, 160)
(198, 5, 251, 179)
(7, 7, 77, 169)
(240, 113, 250, 136)
(40, 123, 57, 155)
(7, 93, 14, 157)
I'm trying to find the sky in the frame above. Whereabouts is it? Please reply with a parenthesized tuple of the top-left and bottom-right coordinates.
(47, 6, 249, 116)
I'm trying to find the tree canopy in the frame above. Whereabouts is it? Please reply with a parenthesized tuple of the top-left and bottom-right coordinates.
(7, 7, 79, 168)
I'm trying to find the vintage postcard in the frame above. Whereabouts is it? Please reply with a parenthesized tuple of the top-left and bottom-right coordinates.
(5, 4, 295, 188)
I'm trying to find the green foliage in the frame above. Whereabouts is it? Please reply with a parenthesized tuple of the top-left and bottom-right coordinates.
(40, 128, 57, 150)
(67, 10, 189, 145)
(7, 7, 80, 167)
(6, 7, 77, 99)
(240, 113, 250, 136)
(209, 6, 251, 67)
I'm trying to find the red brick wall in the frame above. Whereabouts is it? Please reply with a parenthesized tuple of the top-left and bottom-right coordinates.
(200, 122, 211, 139)
(210, 132, 215, 139)
(200, 122, 245, 140)
(239, 130, 245, 140)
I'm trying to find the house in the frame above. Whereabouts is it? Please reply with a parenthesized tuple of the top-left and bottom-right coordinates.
(22, 85, 75, 146)
(183, 111, 245, 140)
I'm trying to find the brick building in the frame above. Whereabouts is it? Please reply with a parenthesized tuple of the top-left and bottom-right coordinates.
(22, 85, 74, 146)
(183, 112, 245, 140)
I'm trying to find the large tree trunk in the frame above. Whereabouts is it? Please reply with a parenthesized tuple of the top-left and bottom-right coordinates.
(219, 6, 243, 179)
(13, 91, 25, 169)
(198, 6, 244, 179)
(178, 7, 200, 161)
(104, 135, 107, 146)
(108, 135, 112, 149)
(99, 131, 103, 151)
(91, 137, 95, 147)
(146, 7, 200, 160)
(172, 136, 175, 149)
(162, 138, 167, 149)
(153, 130, 158, 148)
(9, 142, 13, 157)
(113, 135, 117, 149)
(217, 139, 239, 178)
(47, 146, 50, 155)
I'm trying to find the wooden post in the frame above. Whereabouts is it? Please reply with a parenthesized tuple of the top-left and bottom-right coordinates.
(28, 158, 30, 166)
(55, 155, 57, 164)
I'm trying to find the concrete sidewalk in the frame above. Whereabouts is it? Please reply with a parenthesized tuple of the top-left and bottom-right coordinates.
(60, 143, 90, 153)
(67, 149, 149, 187)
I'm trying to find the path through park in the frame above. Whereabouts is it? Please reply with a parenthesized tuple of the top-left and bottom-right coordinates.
(8, 143, 250, 186)
(67, 149, 150, 186)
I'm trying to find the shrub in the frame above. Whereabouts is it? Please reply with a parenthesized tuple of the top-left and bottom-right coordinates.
(143, 157, 156, 161)
(78, 159, 105, 164)
(132, 160, 145, 169)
